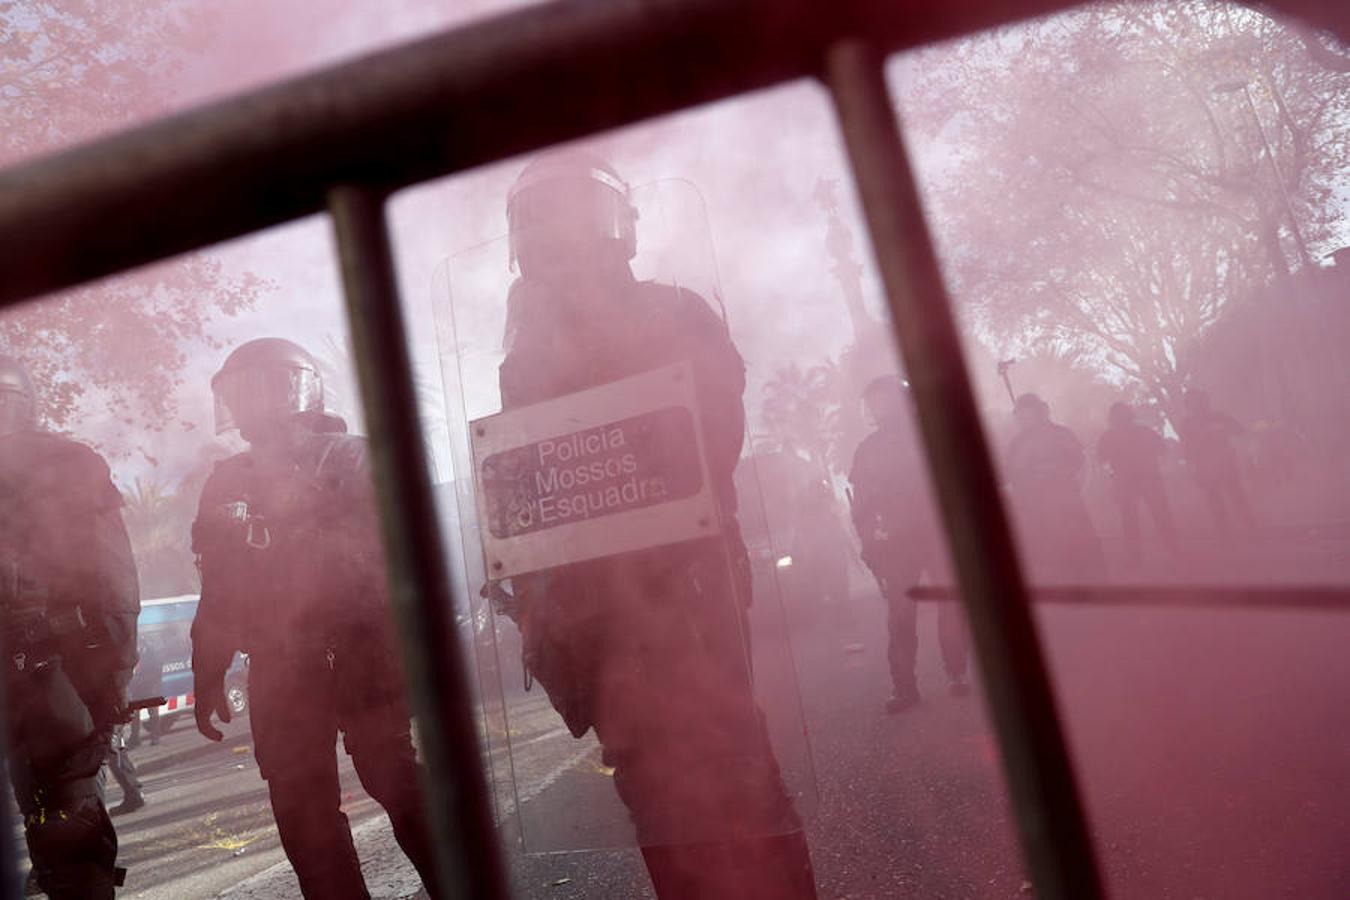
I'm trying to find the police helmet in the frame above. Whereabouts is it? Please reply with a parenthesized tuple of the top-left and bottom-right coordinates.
(507, 150, 638, 279)
(211, 338, 323, 437)
(862, 373, 908, 402)
(861, 373, 909, 423)
(0, 355, 36, 437)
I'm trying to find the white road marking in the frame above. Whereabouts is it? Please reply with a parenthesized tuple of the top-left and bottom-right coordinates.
(497, 744, 598, 821)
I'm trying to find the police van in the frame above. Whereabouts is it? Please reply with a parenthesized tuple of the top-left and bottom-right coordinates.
(136, 595, 249, 728)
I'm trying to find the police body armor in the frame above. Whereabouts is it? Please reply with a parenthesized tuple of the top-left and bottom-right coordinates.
(498, 275, 754, 742)
(191, 407, 442, 899)
(848, 417, 941, 584)
(441, 175, 817, 900)
(192, 414, 388, 664)
(1, 428, 140, 899)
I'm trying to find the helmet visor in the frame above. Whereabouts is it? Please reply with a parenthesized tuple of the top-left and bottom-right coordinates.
(508, 176, 633, 276)
(509, 174, 627, 236)
(212, 365, 323, 435)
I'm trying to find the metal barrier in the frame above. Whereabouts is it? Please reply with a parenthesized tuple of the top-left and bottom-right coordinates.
(912, 586, 1350, 611)
(1, 2, 1346, 899)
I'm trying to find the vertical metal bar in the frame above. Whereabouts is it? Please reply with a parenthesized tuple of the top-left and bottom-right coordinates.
(327, 185, 511, 900)
(823, 40, 1104, 900)
(0, 653, 21, 900)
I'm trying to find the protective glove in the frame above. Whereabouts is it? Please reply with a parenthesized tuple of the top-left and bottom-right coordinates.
(192, 668, 232, 742)
(81, 678, 129, 734)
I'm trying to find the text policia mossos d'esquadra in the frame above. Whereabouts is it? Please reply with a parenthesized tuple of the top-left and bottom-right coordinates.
(532, 423, 670, 525)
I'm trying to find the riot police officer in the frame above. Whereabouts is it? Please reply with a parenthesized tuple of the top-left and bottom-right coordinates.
(0, 354, 140, 898)
(848, 375, 970, 713)
(189, 338, 440, 899)
(494, 151, 817, 899)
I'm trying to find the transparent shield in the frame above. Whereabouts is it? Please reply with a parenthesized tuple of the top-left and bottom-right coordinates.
(434, 178, 816, 853)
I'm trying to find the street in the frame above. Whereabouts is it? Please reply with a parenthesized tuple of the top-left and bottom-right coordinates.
(500, 533, 1350, 900)
(22, 534, 1345, 900)
(16, 713, 425, 899)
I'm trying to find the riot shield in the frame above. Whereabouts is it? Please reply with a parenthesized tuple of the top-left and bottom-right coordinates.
(433, 178, 816, 853)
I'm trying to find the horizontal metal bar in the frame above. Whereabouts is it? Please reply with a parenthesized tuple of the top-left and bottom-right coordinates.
(824, 37, 1102, 900)
(329, 185, 509, 900)
(911, 585, 1350, 611)
(10, 0, 1348, 309)
(0, 644, 20, 900)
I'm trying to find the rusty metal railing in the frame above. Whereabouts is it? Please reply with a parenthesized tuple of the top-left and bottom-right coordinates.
(1, 2, 1346, 899)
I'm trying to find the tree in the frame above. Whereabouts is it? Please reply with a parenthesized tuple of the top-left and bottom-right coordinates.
(760, 361, 843, 479)
(903, 1, 1350, 422)
(998, 346, 1125, 441)
(0, 1, 265, 441)
(120, 442, 232, 598)
(121, 476, 195, 599)
(314, 331, 453, 480)
(1187, 261, 1350, 459)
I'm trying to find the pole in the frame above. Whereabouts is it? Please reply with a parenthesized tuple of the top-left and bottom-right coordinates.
(823, 39, 1103, 900)
(328, 185, 510, 900)
(998, 359, 1018, 407)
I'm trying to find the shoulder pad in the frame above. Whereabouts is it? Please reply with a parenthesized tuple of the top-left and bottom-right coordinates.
(636, 280, 719, 319)
(14, 432, 122, 512)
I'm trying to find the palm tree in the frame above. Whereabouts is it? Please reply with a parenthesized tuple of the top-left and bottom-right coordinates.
(760, 360, 843, 480)
(121, 476, 199, 598)
(314, 332, 452, 480)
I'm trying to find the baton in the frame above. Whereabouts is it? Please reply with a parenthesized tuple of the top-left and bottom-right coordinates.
(122, 696, 167, 722)
(997, 358, 1017, 407)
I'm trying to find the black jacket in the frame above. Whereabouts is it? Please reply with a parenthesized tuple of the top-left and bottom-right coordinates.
(497, 273, 751, 737)
(847, 416, 940, 573)
(500, 274, 747, 514)
(0, 430, 140, 719)
(190, 414, 387, 678)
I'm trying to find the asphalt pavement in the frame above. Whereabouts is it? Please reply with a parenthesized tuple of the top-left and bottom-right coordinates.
(16, 530, 1345, 899)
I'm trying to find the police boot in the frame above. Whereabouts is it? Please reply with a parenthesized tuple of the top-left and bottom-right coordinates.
(25, 796, 120, 900)
(110, 793, 146, 816)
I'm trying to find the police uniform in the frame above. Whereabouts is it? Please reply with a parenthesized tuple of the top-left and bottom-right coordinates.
(1, 427, 139, 899)
(490, 151, 816, 899)
(500, 267, 816, 899)
(848, 405, 969, 706)
(190, 347, 439, 899)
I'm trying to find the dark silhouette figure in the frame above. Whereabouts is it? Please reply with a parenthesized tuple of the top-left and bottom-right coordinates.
(494, 151, 816, 900)
(849, 375, 970, 713)
(127, 635, 163, 748)
(105, 726, 145, 816)
(190, 338, 440, 900)
(1005, 393, 1107, 581)
(1, 355, 140, 899)
(1097, 402, 1178, 564)
(1178, 390, 1254, 535)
